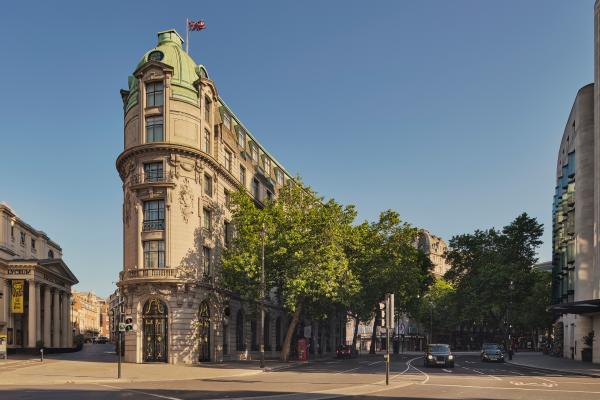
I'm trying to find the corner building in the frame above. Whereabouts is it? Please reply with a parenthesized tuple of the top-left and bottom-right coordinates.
(116, 30, 345, 364)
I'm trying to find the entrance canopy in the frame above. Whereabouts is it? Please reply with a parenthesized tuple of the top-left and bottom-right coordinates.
(549, 299, 600, 315)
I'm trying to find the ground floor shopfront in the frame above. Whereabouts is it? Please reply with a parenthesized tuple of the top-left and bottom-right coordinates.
(556, 312, 600, 363)
(115, 281, 346, 364)
(0, 258, 78, 349)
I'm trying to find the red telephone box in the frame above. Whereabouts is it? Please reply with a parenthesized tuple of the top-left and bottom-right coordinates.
(297, 338, 308, 361)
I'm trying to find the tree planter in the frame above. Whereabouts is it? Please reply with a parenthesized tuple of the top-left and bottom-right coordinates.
(581, 348, 593, 362)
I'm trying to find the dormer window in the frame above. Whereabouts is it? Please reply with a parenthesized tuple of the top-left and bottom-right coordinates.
(20, 232, 25, 246)
(146, 116, 164, 142)
(251, 144, 258, 164)
(275, 169, 284, 185)
(48, 250, 54, 259)
(264, 158, 271, 175)
(146, 81, 164, 107)
(238, 129, 245, 148)
(223, 113, 231, 129)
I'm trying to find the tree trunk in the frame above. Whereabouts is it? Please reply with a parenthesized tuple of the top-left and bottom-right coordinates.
(352, 315, 359, 350)
(280, 302, 303, 362)
(369, 316, 377, 354)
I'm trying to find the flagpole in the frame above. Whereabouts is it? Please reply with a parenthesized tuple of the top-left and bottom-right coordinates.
(186, 18, 189, 53)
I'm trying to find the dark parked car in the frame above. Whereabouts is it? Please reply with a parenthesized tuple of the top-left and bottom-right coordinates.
(336, 344, 355, 359)
(481, 343, 505, 362)
(423, 344, 454, 368)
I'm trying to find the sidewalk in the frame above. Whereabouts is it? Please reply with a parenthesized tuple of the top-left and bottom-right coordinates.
(507, 351, 600, 377)
(0, 347, 338, 386)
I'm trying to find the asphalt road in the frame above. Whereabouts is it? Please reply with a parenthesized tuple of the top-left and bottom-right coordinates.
(2, 354, 600, 399)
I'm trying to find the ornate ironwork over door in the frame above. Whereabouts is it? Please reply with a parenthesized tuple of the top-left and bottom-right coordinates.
(198, 301, 210, 362)
(143, 298, 168, 363)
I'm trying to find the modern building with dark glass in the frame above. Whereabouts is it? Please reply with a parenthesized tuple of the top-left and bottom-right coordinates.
(550, 83, 599, 362)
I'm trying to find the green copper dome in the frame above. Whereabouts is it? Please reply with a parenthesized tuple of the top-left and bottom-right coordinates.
(126, 30, 201, 111)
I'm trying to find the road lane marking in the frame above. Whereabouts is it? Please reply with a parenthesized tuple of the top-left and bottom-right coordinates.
(406, 357, 430, 384)
(94, 383, 183, 400)
(423, 382, 600, 394)
(368, 361, 383, 366)
(471, 368, 502, 381)
(510, 380, 556, 388)
(442, 369, 452, 373)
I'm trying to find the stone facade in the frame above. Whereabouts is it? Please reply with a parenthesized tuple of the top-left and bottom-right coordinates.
(551, 83, 599, 362)
(417, 230, 451, 278)
(0, 203, 78, 349)
(71, 290, 108, 337)
(116, 30, 345, 364)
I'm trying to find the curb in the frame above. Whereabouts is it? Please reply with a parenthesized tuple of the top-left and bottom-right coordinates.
(507, 360, 600, 378)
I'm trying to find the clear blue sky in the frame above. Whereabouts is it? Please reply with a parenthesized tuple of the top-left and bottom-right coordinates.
(0, 1, 594, 296)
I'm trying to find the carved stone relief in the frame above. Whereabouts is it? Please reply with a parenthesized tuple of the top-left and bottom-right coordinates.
(179, 177, 194, 223)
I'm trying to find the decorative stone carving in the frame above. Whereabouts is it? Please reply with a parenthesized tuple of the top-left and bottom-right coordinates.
(124, 191, 133, 226)
(179, 178, 194, 223)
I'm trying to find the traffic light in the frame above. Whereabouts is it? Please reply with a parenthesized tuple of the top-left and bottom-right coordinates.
(125, 316, 134, 332)
(379, 303, 386, 327)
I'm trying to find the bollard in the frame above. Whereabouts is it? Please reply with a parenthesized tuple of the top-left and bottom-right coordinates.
(40, 348, 44, 362)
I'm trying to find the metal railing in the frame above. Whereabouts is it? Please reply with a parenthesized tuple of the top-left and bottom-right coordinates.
(131, 173, 173, 185)
(143, 220, 165, 231)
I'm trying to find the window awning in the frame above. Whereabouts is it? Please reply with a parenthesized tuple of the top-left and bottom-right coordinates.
(549, 299, 600, 315)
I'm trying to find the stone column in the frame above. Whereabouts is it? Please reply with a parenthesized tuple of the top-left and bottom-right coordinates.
(35, 283, 41, 341)
(43, 286, 51, 347)
(61, 293, 70, 347)
(52, 289, 60, 348)
(27, 280, 36, 348)
(0, 277, 5, 324)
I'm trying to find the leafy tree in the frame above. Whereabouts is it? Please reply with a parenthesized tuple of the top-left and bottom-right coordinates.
(222, 180, 358, 361)
(412, 277, 458, 341)
(444, 213, 544, 335)
(344, 211, 434, 352)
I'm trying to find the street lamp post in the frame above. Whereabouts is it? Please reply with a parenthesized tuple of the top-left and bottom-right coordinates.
(259, 223, 266, 369)
(429, 301, 434, 344)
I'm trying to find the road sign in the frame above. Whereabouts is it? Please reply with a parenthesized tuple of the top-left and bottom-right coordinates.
(118, 322, 126, 332)
(399, 322, 406, 335)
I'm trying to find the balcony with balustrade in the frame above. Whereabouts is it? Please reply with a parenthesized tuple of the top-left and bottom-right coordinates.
(119, 267, 182, 283)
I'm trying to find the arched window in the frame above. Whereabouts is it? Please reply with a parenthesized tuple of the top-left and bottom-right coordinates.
(236, 310, 245, 351)
(48, 250, 54, 259)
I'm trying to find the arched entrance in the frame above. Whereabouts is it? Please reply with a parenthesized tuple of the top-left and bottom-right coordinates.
(198, 301, 211, 362)
(143, 298, 168, 363)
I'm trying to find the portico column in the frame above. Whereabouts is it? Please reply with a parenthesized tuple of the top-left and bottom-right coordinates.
(43, 286, 51, 347)
(66, 293, 72, 347)
(27, 280, 36, 348)
(61, 292, 69, 347)
(0, 277, 6, 324)
(52, 289, 60, 347)
(35, 283, 41, 342)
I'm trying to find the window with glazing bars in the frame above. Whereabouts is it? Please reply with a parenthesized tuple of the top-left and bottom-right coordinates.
(240, 166, 246, 186)
(146, 82, 164, 107)
(224, 149, 232, 171)
(143, 240, 165, 268)
(146, 116, 163, 142)
(143, 200, 165, 230)
(144, 162, 163, 182)
(204, 174, 212, 197)
(202, 246, 211, 275)
(203, 208, 211, 230)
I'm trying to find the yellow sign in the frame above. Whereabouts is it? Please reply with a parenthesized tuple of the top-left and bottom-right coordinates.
(11, 280, 24, 314)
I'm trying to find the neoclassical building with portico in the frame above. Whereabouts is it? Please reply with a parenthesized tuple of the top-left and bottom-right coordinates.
(0, 204, 78, 350)
(116, 30, 345, 364)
